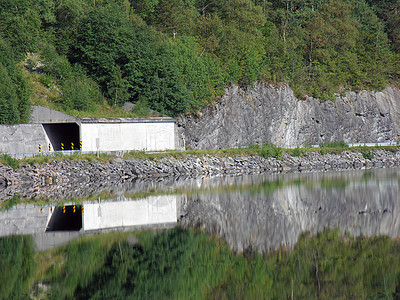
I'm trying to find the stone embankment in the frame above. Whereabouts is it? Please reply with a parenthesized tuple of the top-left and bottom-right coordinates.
(0, 149, 400, 201)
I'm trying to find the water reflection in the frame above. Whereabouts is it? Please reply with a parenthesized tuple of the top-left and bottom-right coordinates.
(2, 168, 400, 253)
(181, 168, 400, 253)
(0, 195, 180, 251)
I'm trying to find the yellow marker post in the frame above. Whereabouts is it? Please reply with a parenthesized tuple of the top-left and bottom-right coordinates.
(71, 142, 74, 150)
(73, 205, 76, 213)
(48, 143, 51, 151)
(63, 206, 66, 213)
(61, 143, 64, 150)
(38, 144, 41, 152)
(40, 207, 42, 213)
(79, 141, 82, 149)
(82, 206, 84, 213)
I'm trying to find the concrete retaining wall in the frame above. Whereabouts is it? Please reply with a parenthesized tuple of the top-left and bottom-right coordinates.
(30, 105, 80, 123)
(0, 124, 49, 155)
(0, 106, 181, 155)
(80, 120, 177, 152)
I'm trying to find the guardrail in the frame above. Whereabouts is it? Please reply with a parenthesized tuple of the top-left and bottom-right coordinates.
(8, 150, 128, 159)
(4, 142, 400, 159)
(283, 142, 399, 149)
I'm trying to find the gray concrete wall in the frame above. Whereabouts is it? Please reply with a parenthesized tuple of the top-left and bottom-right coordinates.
(0, 106, 182, 155)
(30, 105, 80, 124)
(80, 119, 179, 152)
(0, 124, 49, 155)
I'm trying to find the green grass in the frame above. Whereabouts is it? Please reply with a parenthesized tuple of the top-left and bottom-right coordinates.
(0, 195, 21, 211)
(0, 144, 398, 168)
(260, 143, 283, 159)
(290, 147, 305, 157)
(358, 146, 375, 160)
(18, 152, 115, 166)
(319, 141, 349, 154)
(0, 154, 20, 169)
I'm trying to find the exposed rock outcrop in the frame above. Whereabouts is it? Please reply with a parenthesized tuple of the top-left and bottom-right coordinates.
(180, 84, 400, 149)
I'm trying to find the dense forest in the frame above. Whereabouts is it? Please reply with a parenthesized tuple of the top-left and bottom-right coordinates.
(0, 0, 399, 122)
(2, 229, 400, 299)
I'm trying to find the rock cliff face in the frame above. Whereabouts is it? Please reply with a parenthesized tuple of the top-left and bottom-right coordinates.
(181, 84, 400, 149)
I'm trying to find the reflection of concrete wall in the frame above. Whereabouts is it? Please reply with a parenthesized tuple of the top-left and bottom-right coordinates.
(0, 206, 49, 236)
(83, 196, 178, 231)
(0, 124, 49, 155)
(80, 120, 177, 151)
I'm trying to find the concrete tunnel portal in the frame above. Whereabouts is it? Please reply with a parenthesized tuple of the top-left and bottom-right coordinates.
(43, 123, 80, 151)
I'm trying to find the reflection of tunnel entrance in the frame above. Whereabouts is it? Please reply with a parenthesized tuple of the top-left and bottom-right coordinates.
(43, 123, 80, 151)
(46, 206, 82, 231)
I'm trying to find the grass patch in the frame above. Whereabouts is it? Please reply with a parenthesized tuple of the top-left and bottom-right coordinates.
(18, 152, 115, 166)
(319, 141, 349, 154)
(0, 195, 21, 211)
(358, 146, 375, 160)
(260, 143, 283, 159)
(0, 154, 20, 169)
(1, 144, 399, 167)
(289, 147, 305, 157)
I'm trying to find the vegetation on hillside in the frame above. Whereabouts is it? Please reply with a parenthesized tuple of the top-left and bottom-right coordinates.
(3, 229, 400, 299)
(0, 0, 399, 122)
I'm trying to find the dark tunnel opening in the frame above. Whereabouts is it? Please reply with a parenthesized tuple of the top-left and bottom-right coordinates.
(43, 123, 80, 151)
(46, 205, 83, 232)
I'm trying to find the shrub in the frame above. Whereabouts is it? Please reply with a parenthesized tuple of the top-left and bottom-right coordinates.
(319, 141, 349, 154)
(291, 147, 304, 157)
(61, 74, 103, 111)
(359, 146, 374, 160)
(260, 143, 282, 159)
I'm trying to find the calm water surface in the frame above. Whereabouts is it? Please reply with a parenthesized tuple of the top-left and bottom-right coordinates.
(2, 167, 400, 252)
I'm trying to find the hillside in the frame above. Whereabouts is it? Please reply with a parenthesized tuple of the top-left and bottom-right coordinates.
(0, 0, 399, 123)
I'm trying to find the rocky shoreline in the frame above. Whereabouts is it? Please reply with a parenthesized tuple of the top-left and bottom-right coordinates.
(1, 149, 400, 201)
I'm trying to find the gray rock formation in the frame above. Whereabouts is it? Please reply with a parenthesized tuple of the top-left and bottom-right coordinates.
(181, 83, 400, 149)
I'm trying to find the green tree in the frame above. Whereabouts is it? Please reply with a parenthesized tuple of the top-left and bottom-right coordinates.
(0, 0, 42, 59)
(0, 39, 31, 123)
(70, 3, 194, 116)
(62, 73, 103, 111)
(0, 64, 20, 124)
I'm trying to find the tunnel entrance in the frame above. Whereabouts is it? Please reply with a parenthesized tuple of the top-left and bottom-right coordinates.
(46, 205, 83, 231)
(43, 123, 80, 151)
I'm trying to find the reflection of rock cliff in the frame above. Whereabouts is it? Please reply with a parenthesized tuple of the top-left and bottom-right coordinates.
(181, 168, 400, 253)
(181, 84, 400, 149)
